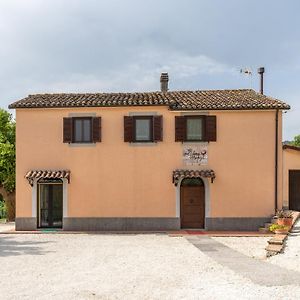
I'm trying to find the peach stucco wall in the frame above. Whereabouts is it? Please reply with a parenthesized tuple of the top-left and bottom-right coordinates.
(16, 107, 282, 218)
(283, 149, 300, 207)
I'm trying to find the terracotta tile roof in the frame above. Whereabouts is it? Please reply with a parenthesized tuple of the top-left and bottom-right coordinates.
(283, 145, 300, 152)
(9, 89, 290, 110)
(172, 169, 216, 186)
(25, 170, 70, 186)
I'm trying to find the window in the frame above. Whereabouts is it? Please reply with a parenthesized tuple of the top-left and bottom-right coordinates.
(63, 116, 101, 144)
(73, 117, 92, 143)
(175, 115, 216, 142)
(134, 117, 153, 142)
(124, 115, 163, 143)
(186, 117, 204, 141)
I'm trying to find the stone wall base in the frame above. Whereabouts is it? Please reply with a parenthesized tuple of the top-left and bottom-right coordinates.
(63, 217, 181, 231)
(15, 217, 37, 231)
(205, 217, 271, 231)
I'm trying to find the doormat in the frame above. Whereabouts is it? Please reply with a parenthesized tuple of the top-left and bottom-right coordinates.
(39, 229, 60, 233)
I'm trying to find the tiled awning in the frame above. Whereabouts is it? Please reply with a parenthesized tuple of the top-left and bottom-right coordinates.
(25, 170, 70, 186)
(172, 169, 215, 186)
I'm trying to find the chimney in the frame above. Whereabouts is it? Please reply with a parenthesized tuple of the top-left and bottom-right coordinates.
(160, 72, 169, 92)
(257, 67, 265, 94)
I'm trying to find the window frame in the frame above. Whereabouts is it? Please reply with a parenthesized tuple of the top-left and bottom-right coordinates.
(72, 117, 93, 144)
(185, 115, 206, 142)
(133, 116, 154, 143)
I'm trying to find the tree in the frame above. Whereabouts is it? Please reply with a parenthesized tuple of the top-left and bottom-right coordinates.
(290, 135, 300, 147)
(0, 108, 15, 221)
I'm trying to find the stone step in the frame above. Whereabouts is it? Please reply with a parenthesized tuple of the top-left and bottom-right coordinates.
(268, 238, 284, 245)
(265, 244, 283, 253)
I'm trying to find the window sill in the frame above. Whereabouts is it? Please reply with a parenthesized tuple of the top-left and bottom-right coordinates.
(68, 143, 96, 147)
(182, 141, 208, 145)
(129, 142, 158, 147)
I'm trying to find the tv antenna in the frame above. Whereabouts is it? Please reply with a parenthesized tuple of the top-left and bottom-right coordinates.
(240, 67, 253, 88)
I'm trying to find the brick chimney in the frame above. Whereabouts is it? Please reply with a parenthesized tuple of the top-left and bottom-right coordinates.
(160, 72, 169, 92)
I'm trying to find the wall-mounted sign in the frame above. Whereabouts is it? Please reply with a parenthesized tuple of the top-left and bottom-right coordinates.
(183, 145, 208, 165)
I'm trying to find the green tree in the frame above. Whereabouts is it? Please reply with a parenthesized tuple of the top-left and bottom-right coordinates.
(291, 135, 300, 147)
(0, 108, 15, 221)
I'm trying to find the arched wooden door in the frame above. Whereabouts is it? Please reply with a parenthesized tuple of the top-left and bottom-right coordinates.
(180, 178, 205, 229)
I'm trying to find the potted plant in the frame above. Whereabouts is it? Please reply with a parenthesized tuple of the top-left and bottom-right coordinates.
(276, 210, 293, 227)
(269, 224, 290, 234)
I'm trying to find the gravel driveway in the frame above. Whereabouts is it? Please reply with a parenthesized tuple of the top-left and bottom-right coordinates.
(1, 233, 300, 299)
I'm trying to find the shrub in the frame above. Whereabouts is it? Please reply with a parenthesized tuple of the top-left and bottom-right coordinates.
(269, 224, 289, 232)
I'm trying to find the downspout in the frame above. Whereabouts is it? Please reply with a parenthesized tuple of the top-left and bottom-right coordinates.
(275, 109, 279, 213)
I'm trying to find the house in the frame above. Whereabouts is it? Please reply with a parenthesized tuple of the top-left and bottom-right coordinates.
(283, 144, 300, 211)
(8, 73, 290, 231)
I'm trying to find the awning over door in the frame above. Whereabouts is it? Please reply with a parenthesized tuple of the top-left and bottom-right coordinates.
(25, 170, 71, 186)
(172, 169, 215, 186)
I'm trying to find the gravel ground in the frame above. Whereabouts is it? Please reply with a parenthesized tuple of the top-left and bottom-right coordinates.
(212, 236, 270, 259)
(0, 222, 15, 232)
(1, 233, 300, 300)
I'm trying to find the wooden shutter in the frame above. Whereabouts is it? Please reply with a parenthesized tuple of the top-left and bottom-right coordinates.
(63, 117, 72, 143)
(124, 116, 134, 142)
(92, 117, 101, 142)
(205, 115, 217, 142)
(153, 115, 163, 142)
(175, 116, 186, 142)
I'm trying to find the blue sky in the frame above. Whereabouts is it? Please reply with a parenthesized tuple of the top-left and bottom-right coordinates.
(0, 0, 299, 139)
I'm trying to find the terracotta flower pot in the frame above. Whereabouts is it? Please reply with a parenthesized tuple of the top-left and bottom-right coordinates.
(277, 218, 293, 227)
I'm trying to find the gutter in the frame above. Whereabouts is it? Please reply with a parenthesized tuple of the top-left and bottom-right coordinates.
(275, 109, 279, 212)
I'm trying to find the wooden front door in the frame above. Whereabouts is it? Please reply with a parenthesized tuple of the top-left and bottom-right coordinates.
(289, 170, 300, 211)
(180, 178, 205, 228)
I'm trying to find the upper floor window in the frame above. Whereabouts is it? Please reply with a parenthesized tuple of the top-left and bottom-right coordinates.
(134, 116, 153, 142)
(124, 115, 163, 143)
(63, 116, 101, 144)
(73, 117, 92, 143)
(175, 115, 217, 142)
(186, 116, 204, 141)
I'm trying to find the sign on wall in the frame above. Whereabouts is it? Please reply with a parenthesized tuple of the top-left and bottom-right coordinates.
(183, 145, 208, 165)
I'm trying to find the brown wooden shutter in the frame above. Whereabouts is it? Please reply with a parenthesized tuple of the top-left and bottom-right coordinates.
(92, 117, 101, 142)
(205, 115, 217, 141)
(175, 116, 186, 142)
(124, 116, 134, 142)
(63, 117, 72, 143)
(153, 115, 163, 142)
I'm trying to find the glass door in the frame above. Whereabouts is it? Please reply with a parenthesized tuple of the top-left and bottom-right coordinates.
(38, 180, 63, 228)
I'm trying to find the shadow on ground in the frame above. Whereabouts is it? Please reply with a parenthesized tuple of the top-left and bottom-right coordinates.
(290, 225, 300, 237)
(0, 235, 53, 257)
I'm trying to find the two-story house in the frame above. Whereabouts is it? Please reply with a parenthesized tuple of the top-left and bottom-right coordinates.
(9, 74, 290, 231)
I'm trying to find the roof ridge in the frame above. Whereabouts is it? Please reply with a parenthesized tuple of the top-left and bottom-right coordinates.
(27, 88, 255, 97)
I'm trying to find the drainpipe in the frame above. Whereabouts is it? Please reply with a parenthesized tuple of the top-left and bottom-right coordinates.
(275, 109, 279, 213)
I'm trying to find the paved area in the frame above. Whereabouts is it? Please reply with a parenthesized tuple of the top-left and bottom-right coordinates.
(1, 233, 300, 299)
(186, 235, 300, 286)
